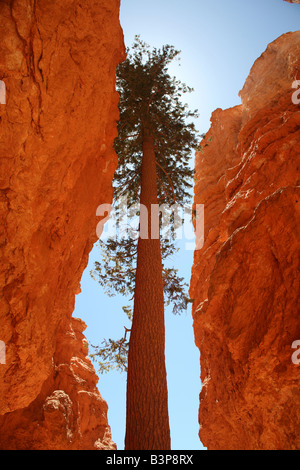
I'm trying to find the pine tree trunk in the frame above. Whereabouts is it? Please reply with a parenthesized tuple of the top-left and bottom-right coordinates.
(125, 128, 171, 450)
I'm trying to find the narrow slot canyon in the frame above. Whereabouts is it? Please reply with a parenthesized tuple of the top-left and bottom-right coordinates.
(0, 0, 299, 452)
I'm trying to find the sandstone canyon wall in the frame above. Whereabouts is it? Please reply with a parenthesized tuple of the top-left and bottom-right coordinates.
(190, 31, 300, 450)
(0, 0, 125, 449)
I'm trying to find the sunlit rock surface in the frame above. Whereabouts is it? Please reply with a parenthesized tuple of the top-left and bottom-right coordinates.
(0, 0, 125, 449)
(190, 31, 300, 450)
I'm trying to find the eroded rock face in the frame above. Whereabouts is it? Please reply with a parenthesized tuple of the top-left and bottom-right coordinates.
(190, 31, 300, 450)
(0, 0, 125, 449)
(0, 318, 116, 449)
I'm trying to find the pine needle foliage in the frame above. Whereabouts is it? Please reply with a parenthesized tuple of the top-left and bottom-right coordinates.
(90, 36, 199, 374)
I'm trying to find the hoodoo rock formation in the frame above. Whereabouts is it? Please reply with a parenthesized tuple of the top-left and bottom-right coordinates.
(0, 0, 125, 449)
(190, 31, 300, 450)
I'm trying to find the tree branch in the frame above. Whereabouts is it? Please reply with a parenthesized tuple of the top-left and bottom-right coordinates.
(118, 131, 142, 142)
(147, 87, 162, 110)
(119, 168, 141, 195)
(156, 170, 171, 202)
(117, 326, 131, 361)
(155, 160, 176, 203)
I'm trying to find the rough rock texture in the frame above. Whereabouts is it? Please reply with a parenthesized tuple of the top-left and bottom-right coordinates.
(190, 31, 300, 450)
(0, 318, 116, 449)
(0, 0, 125, 449)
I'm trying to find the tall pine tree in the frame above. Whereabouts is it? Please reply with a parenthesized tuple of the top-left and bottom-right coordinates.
(91, 36, 199, 450)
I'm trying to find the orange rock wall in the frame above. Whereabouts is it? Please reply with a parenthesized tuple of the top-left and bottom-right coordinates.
(0, 0, 125, 449)
(190, 32, 300, 450)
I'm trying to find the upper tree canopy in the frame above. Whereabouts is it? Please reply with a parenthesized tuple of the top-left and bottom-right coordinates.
(114, 35, 199, 206)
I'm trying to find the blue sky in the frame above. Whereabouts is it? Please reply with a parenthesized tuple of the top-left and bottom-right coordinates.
(73, 0, 300, 450)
